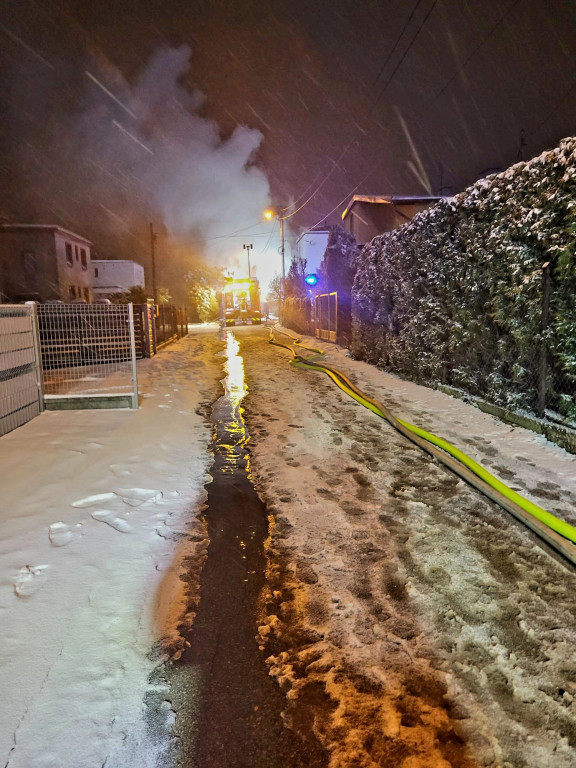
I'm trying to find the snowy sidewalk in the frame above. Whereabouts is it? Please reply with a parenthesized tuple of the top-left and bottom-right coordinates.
(240, 326, 576, 768)
(305, 333, 576, 526)
(0, 330, 222, 768)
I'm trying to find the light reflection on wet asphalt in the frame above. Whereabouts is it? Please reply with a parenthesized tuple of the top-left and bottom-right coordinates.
(171, 330, 327, 768)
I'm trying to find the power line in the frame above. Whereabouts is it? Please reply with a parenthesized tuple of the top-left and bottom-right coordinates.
(278, 0, 439, 222)
(191, 231, 272, 243)
(431, 0, 524, 105)
(166, 220, 270, 246)
(280, 154, 345, 220)
(370, 0, 427, 92)
(280, 170, 324, 212)
(371, 0, 439, 109)
(195, 221, 267, 242)
(307, 169, 376, 232)
(257, 218, 277, 255)
(275, 0, 425, 221)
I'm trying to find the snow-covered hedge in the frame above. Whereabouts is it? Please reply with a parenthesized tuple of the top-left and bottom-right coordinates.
(351, 137, 576, 419)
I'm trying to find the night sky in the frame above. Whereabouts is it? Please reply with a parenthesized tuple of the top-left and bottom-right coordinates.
(1, 0, 575, 291)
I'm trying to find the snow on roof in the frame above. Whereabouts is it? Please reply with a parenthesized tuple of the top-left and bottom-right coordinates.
(341, 194, 445, 219)
(296, 226, 331, 243)
(0, 224, 92, 245)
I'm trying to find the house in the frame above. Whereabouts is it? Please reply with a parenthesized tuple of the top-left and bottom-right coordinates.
(0, 224, 92, 303)
(341, 195, 444, 245)
(295, 225, 331, 279)
(91, 260, 145, 300)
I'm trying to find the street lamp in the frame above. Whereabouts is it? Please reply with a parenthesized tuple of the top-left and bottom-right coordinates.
(243, 243, 253, 279)
(264, 208, 285, 297)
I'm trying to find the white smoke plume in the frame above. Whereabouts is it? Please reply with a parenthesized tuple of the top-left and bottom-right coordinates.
(2, 42, 282, 295)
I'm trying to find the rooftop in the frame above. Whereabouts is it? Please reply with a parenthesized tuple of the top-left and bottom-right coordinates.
(296, 225, 331, 243)
(0, 224, 92, 245)
(341, 194, 445, 220)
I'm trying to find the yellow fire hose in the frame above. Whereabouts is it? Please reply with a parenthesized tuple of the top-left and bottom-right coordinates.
(269, 330, 576, 564)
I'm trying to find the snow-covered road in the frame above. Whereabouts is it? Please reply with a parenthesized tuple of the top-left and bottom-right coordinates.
(239, 326, 576, 768)
(2, 323, 576, 768)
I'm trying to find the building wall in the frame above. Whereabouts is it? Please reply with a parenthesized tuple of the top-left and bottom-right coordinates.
(54, 231, 92, 302)
(0, 227, 92, 302)
(91, 260, 145, 298)
(0, 228, 59, 302)
(343, 201, 439, 244)
(296, 230, 330, 276)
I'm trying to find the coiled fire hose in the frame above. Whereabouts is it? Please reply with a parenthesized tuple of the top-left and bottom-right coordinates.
(269, 328, 576, 565)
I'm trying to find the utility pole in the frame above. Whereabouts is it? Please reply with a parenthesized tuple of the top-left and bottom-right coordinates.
(279, 216, 285, 297)
(264, 206, 286, 307)
(149, 222, 157, 304)
(243, 243, 253, 279)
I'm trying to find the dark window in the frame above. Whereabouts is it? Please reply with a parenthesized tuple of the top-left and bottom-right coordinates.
(22, 251, 37, 272)
(80, 248, 87, 270)
(69, 285, 76, 299)
(65, 243, 73, 266)
(84, 287, 90, 301)
(75, 246, 79, 262)
(94, 267, 99, 278)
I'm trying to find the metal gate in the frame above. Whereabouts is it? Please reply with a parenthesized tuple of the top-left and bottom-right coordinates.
(0, 304, 43, 436)
(314, 292, 338, 343)
(37, 303, 139, 409)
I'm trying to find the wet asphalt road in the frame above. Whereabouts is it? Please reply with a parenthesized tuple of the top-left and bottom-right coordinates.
(167, 330, 328, 768)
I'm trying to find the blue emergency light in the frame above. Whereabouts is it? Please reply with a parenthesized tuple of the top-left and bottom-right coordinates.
(305, 273, 319, 286)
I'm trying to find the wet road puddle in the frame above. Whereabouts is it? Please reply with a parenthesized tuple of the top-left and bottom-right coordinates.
(172, 332, 327, 767)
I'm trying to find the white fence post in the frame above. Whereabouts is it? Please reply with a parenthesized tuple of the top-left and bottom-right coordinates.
(30, 302, 45, 412)
(128, 303, 139, 409)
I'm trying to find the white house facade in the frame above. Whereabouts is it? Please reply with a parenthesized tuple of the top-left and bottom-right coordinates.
(91, 260, 145, 299)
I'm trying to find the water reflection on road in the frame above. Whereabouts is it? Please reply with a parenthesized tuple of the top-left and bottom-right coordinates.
(215, 332, 248, 474)
(171, 330, 326, 767)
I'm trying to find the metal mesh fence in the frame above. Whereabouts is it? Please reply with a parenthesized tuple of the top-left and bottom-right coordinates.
(439, 327, 576, 427)
(315, 293, 337, 343)
(0, 305, 43, 436)
(155, 305, 188, 345)
(431, 263, 576, 427)
(37, 304, 138, 406)
(133, 303, 156, 358)
(283, 297, 312, 335)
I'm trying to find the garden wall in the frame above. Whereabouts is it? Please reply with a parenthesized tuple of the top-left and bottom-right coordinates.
(351, 137, 576, 424)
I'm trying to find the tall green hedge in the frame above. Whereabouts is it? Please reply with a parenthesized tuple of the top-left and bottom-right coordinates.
(351, 137, 576, 419)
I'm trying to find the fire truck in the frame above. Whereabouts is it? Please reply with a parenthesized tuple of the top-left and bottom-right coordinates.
(220, 277, 263, 327)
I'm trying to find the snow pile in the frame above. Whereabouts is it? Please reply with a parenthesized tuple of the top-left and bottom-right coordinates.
(352, 137, 576, 422)
(0, 331, 221, 768)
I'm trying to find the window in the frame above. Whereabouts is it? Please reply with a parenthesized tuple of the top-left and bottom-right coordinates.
(65, 243, 73, 266)
(75, 246, 79, 262)
(21, 251, 37, 272)
(69, 285, 76, 299)
(84, 287, 90, 301)
(80, 248, 87, 270)
(94, 267, 99, 278)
